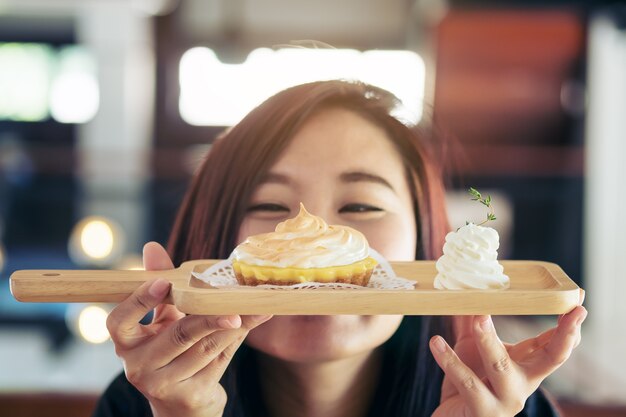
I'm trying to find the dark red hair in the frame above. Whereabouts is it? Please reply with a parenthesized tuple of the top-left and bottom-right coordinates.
(168, 80, 449, 264)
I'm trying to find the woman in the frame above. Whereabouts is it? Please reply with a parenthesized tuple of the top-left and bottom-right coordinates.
(94, 80, 586, 417)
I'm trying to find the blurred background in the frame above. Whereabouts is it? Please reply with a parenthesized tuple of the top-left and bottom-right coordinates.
(1, 0, 625, 416)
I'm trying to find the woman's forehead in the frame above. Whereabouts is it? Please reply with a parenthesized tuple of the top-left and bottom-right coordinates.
(270, 108, 404, 174)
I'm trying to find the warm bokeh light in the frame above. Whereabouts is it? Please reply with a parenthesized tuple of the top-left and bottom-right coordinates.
(80, 220, 114, 259)
(179, 47, 425, 126)
(77, 305, 110, 344)
(69, 216, 124, 267)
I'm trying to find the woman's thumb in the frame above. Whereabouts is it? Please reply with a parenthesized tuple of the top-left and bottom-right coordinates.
(143, 241, 174, 271)
(142, 242, 185, 323)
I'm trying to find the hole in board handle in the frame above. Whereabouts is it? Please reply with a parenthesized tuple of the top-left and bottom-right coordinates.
(43, 273, 60, 277)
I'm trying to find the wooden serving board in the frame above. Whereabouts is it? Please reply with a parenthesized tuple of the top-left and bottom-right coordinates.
(10, 260, 584, 315)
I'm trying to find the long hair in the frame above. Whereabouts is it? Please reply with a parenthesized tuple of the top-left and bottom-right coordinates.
(168, 80, 452, 416)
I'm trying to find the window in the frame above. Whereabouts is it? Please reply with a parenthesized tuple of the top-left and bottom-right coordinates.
(179, 47, 425, 126)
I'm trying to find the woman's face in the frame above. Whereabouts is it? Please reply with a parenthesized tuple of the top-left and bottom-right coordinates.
(239, 107, 417, 362)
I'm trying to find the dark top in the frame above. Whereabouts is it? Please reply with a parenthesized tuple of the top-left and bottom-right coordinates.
(92, 371, 560, 417)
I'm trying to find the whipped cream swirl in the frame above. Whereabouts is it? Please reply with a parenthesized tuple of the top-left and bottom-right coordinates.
(434, 223, 510, 290)
(233, 203, 370, 268)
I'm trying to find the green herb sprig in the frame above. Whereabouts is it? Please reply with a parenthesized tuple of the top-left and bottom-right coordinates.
(467, 187, 496, 226)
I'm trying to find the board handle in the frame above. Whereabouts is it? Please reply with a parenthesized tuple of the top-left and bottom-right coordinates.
(10, 269, 177, 304)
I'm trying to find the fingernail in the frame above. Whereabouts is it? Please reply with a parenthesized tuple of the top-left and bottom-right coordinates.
(432, 336, 447, 353)
(250, 315, 272, 323)
(575, 310, 587, 326)
(478, 316, 493, 332)
(148, 279, 170, 298)
(217, 315, 241, 329)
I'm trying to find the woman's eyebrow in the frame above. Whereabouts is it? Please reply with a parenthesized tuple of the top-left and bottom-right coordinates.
(339, 171, 396, 192)
(260, 172, 291, 185)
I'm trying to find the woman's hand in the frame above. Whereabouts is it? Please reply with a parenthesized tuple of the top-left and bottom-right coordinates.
(429, 306, 587, 417)
(106, 242, 272, 417)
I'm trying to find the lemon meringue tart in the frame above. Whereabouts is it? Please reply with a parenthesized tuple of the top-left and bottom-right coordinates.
(232, 203, 377, 286)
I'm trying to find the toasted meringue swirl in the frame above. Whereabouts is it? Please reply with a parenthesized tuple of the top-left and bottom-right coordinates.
(434, 223, 510, 290)
(233, 203, 370, 268)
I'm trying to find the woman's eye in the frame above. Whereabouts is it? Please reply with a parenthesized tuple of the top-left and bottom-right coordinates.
(339, 203, 383, 213)
(247, 203, 290, 213)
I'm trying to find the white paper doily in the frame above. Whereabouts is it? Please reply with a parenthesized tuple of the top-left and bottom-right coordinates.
(191, 249, 416, 290)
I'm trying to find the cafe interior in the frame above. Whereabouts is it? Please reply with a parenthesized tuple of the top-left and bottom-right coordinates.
(0, 0, 625, 416)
